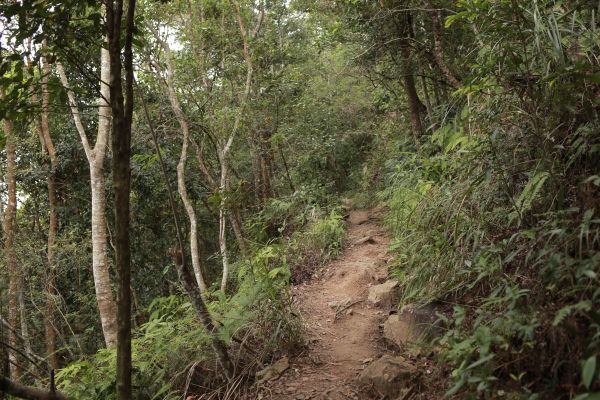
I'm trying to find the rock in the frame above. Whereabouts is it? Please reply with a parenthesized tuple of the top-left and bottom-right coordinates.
(256, 356, 289, 384)
(383, 304, 441, 347)
(358, 355, 418, 397)
(328, 301, 338, 308)
(365, 260, 388, 283)
(349, 211, 369, 225)
(367, 280, 398, 308)
(345, 308, 353, 316)
(354, 236, 376, 245)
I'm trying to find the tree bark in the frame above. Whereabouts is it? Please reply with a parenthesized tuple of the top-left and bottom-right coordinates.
(153, 29, 209, 292)
(431, 12, 461, 89)
(218, 168, 230, 292)
(229, 207, 249, 258)
(39, 52, 59, 370)
(140, 89, 234, 379)
(106, 1, 137, 398)
(57, 48, 118, 349)
(0, 376, 67, 400)
(2, 116, 21, 381)
(216, 0, 263, 291)
(17, 291, 32, 371)
(191, 137, 249, 258)
(400, 47, 425, 142)
(420, 67, 433, 119)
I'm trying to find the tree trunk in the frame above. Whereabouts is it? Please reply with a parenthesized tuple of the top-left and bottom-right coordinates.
(420, 67, 433, 119)
(17, 291, 32, 370)
(249, 139, 263, 208)
(57, 48, 118, 349)
(2, 117, 21, 381)
(400, 48, 425, 142)
(106, 1, 136, 398)
(155, 30, 209, 292)
(0, 376, 67, 400)
(141, 90, 234, 379)
(431, 12, 461, 89)
(218, 162, 230, 292)
(40, 53, 59, 370)
(228, 208, 249, 258)
(90, 166, 118, 348)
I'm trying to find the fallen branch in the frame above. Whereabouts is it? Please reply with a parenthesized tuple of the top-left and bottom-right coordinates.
(0, 375, 67, 400)
(334, 300, 363, 321)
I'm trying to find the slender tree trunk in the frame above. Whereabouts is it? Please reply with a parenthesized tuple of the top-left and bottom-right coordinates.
(2, 117, 21, 381)
(190, 137, 249, 258)
(228, 209, 249, 258)
(141, 90, 233, 379)
(420, 67, 433, 119)
(249, 139, 263, 208)
(215, 1, 264, 290)
(218, 162, 230, 292)
(17, 291, 32, 369)
(155, 30, 209, 292)
(90, 165, 118, 348)
(431, 12, 461, 89)
(278, 142, 295, 193)
(400, 48, 425, 142)
(57, 48, 118, 349)
(106, 1, 136, 398)
(40, 53, 59, 370)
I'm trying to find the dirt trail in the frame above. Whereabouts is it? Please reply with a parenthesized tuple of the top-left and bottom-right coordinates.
(259, 208, 391, 400)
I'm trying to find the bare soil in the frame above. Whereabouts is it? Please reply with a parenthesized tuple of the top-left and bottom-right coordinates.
(258, 208, 392, 400)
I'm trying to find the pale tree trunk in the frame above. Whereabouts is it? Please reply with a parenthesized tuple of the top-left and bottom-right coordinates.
(153, 30, 208, 292)
(17, 291, 33, 365)
(2, 117, 21, 381)
(218, 162, 230, 292)
(39, 52, 59, 370)
(191, 137, 249, 258)
(141, 90, 234, 380)
(216, 1, 264, 291)
(57, 47, 118, 349)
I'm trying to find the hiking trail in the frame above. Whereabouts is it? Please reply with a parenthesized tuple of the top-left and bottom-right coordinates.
(258, 208, 393, 400)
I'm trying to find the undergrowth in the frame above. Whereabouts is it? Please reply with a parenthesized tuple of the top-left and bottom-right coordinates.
(56, 206, 345, 399)
(372, 1, 600, 397)
(378, 111, 600, 398)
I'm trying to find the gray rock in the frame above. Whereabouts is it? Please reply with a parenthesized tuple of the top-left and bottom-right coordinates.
(354, 236, 376, 245)
(367, 280, 398, 308)
(358, 355, 418, 397)
(365, 260, 388, 283)
(256, 356, 289, 384)
(384, 304, 441, 347)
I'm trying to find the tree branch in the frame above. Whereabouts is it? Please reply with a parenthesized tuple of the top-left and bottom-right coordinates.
(0, 376, 67, 400)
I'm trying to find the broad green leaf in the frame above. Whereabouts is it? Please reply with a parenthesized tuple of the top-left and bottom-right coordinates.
(583, 356, 597, 390)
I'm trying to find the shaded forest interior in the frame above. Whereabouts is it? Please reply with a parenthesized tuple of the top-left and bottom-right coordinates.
(1, 0, 600, 399)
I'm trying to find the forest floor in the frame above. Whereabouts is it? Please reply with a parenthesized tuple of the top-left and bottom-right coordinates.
(257, 208, 393, 400)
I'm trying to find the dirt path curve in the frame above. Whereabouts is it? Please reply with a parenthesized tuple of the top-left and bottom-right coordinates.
(259, 208, 391, 400)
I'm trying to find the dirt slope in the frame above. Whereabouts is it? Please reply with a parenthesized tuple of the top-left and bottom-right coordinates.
(259, 208, 391, 400)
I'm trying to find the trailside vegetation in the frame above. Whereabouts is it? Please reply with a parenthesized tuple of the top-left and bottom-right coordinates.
(1, 0, 599, 399)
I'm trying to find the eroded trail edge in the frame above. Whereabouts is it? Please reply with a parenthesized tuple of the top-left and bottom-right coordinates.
(260, 208, 391, 400)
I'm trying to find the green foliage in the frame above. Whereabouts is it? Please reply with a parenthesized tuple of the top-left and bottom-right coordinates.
(55, 205, 347, 398)
(368, 1, 600, 397)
